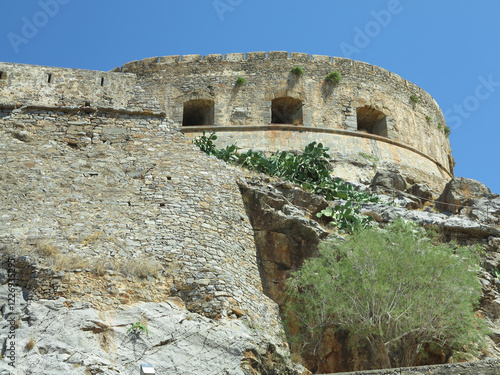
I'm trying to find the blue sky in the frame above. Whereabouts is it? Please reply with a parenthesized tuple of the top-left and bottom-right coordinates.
(2, 0, 500, 193)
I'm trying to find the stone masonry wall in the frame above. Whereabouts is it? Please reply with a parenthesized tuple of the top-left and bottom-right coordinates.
(0, 53, 453, 192)
(119, 52, 452, 173)
(0, 107, 283, 337)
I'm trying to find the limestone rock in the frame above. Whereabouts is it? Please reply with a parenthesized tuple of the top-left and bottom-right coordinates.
(0, 286, 303, 375)
(371, 170, 407, 193)
(358, 201, 500, 238)
(238, 178, 329, 305)
(437, 177, 492, 214)
(408, 183, 433, 201)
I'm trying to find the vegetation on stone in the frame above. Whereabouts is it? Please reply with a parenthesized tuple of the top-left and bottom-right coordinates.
(325, 70, 341, 83)
(194, 131, 378, 232)
(290, 66, 305, 76)
(284, 219, 487, 369)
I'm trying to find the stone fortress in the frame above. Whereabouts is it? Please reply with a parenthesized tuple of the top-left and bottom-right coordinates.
(1, 51, 452, 191)
(2, 53, 498, 374)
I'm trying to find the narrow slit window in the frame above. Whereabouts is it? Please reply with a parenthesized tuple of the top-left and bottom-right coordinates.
(100, 77, 105, 86)
(47, 73, 53, 84)
(0, 71, 6, 80)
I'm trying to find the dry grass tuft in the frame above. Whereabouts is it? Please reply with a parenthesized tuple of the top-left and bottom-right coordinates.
(25, 337, 35, 351)
(118, 257, 161, 279)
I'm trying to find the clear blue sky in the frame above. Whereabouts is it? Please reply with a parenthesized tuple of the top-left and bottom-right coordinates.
(2, 0, 500, 193)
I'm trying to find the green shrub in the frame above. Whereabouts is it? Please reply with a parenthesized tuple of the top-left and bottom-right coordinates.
(316, 201, 373, 233)
(325, 71, 341, 84)
(410, 94, 419, 104)
(425, 115, 432, 122)
(285, 220, 486, 369)
(193, 131, 218, 156)
(236, 76, 245, 85)
(290, 66, 305, 76)
(127, 322, 150, 337)
(444, 125, 451, 136)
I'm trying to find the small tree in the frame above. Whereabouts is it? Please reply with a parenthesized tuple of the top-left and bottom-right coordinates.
(285, 220, 485, 369)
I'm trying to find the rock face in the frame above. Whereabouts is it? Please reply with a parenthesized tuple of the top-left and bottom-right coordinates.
(0, 285, 305, 375)
(437, 177, 493, 213)
(371, 170, 407, 193)
(238, 178, 329, 306)
(436, 177, 500, 226)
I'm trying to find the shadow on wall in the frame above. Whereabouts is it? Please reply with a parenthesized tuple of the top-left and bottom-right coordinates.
(183, 99, 215, 126)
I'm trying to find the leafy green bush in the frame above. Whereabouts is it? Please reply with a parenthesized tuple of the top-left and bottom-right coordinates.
(290, 66, 305, 76)
(325, 71, 341, 84)
(236, 76, 245, 85)
(285, 220, 486, 369)
(193, 131, 218, 156)
(410, 94, 419, 104)
(444, 125, 451, 136)
(317, 201, 373, 233)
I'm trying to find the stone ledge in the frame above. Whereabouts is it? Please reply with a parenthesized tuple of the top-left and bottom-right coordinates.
(179, 124, 452, 179)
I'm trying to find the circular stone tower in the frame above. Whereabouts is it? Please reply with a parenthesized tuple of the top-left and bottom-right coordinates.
(119, 51, 453, 191)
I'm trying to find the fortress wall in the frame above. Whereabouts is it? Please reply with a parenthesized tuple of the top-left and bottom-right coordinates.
(182, 126, 451, 190)
(0, 112, 283, 335)
(121, 52, 451, 172)
(0, 62, 162, 113)
(0, 106, 171, 148)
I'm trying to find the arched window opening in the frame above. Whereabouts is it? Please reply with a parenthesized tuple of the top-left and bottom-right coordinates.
(272, 97, 303, 125)
(357, 106, 388, 137)
(183, 99, 215, 126)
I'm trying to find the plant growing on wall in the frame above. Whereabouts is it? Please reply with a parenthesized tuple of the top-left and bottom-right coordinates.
(316, 201, 373, 233)
(235, 76, 245, 86)
(290, 66, 305, 76)
(444, 125, 451, 137)
(193, 134, 379, 231)
(325, 71, 341, 84)
(410, 94, 419, 104)
(425, 115, 432, 122)
(127, 322, 150, 337)
(284, 219, 487, 369)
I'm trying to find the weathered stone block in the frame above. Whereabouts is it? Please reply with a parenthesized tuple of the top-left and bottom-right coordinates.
(181, 55, 202, 63)
(268, 51, 288, 60)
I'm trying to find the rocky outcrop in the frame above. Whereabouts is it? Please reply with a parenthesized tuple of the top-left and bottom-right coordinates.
(358, 201, 500, 239)
(0, 285, 306, 375)
(436, 177, 500, 226)
(238, 178, 329, 306)
(437, 177, 492, 212)
(371, 170, 407, 193)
